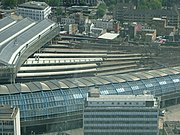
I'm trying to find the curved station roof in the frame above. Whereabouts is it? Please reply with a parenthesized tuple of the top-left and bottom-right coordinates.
(0, 66, 180, 94)
(0, 16, 57, 66)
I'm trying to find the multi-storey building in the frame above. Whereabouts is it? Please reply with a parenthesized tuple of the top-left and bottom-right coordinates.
(114, 4, 179, 28)
(17, 1, 51, 21)
(92, 19, 120, 33)
(84, 91, 159, 135)
(93, 19, 114, 32)
(0, 105, 21, 135)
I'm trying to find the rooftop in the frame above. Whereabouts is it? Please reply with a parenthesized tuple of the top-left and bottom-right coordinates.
(87, 94, 155, 102)
(0, 104, 19, 119)
(0, 18, 56, 65)
(0, 66, 179, 94)
(18, 1, 49, 10)
(98, 32, 119, 40)
(0, 18, 35, 47)
(0, 16, 16, 32)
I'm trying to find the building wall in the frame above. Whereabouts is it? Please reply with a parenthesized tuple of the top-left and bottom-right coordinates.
(114, 8, 179, 28)
(94, 20, 114, 31)
(17, 6, 51, 21)
(61, 18, 75, 24)
(15, 108, 21, 135)
(84, 96, 159, 135)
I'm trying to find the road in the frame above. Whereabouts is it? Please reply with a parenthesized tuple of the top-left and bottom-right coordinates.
(159, 104, 180, 129)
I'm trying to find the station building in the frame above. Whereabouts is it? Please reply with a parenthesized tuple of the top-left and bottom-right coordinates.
(0, 16, 59, 84)
(0, 66, 179, 134)
(0, 16, 180, 135)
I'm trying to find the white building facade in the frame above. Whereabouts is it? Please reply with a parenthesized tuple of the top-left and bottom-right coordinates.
(17, 1, 51, 21)
(94, 19, 114, 31)
(84, 93, 159, 135)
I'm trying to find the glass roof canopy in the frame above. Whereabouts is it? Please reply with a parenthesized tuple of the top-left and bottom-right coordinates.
(0, 66, 179, 94)
(0, 66, 179, 122)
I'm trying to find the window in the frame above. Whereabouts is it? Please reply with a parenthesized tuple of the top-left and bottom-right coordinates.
(116, 88, 125, 93)
(173, 79, 180, 83)
(159, 81, 167, 85)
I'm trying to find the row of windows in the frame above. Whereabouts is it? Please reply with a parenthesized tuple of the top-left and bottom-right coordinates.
(89, 101, 145, 106)
(84, 133, 155, 135)
(18, 8, 44, 13)
(84, 115, 157, 118)
(84, 112, 158, 116)
(84, 120, 157, 124)
(84, 108, 157, 112)
(84, 126, 157, 130)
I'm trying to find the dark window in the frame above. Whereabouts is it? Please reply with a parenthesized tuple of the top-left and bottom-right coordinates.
(146, 101, 154, 107)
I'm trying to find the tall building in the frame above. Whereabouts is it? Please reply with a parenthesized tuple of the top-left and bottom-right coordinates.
(0, 105, 21, 135)
(17, 1, 51, 21)
(84, 90, 159, 135)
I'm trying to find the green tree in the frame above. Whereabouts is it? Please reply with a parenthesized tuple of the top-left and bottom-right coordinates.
(104, 0, 116, 11)
(96, 3, 107, 18)
(138, 0, 162, 9)
(56, 7, 62, 15)
(2, 0, 17, 8)
(48, 0, 60, 6)
(80, 0, 86, 6)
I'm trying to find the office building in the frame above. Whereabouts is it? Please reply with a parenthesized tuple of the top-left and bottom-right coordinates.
(84, 91, 159, 135)
(17, 1, 51, 21)
(0, 105, 21, 135)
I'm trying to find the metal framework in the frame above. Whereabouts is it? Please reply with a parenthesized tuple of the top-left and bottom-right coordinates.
(0, 66, 180, 134)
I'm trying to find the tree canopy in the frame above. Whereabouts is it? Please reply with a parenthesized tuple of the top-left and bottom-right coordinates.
(96, 3, 107, 18)
(138, 0, 162, 9)
(1, 0, 17, 8)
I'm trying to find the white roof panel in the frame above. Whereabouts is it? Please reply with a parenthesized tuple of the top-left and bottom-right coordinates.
(98, 33, 119, 40)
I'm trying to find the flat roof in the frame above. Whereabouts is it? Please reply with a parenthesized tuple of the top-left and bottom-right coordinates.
(98, 33, 119, 40)
(87, 94, 155, 102)
(18, 1, 49, 10)
(0, 105, 19, 119)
